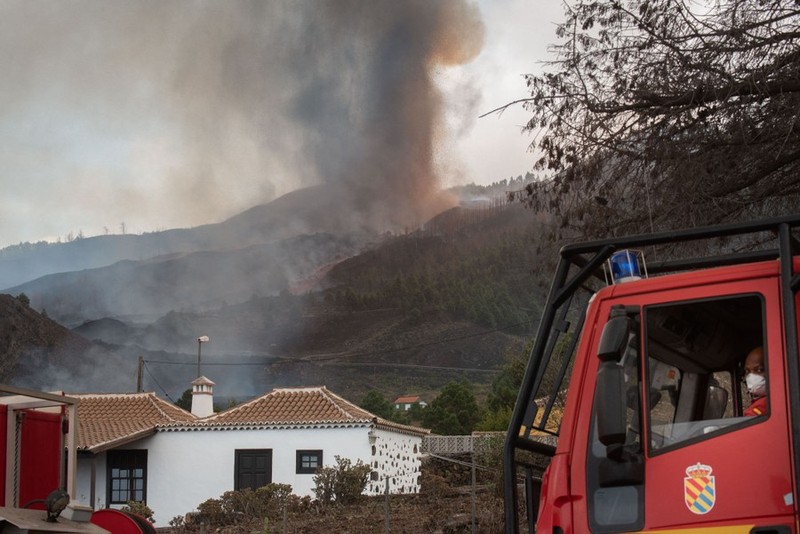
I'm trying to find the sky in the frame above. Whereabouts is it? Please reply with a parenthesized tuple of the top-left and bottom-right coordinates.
(0, 0, 563, 248)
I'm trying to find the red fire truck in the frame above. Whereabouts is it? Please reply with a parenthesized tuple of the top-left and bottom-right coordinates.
(503, 215, 800, 533)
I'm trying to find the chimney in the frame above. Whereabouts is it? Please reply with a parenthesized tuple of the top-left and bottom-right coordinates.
(191, 376, 215, 418)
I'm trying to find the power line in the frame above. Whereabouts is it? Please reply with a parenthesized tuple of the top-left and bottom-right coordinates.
(142, 361, 176, 402)
(145, 360, 269, 366)
(140, 319, 531, 369)
(280, 319, 532, 364)
(333, 362, 501, 374)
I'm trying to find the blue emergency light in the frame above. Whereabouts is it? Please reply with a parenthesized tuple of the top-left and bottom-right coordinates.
(608, 249, 646, 284)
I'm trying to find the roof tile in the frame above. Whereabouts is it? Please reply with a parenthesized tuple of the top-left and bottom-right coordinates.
(202, 386, 375, 426)
(74, 387, 429, 450)
(72, 392, 196, 452)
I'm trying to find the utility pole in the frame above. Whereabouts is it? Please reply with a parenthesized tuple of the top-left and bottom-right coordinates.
(136, 356, 144, 392)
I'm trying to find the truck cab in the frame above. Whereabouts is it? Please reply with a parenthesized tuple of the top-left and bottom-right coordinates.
(504, 216, 800, 533)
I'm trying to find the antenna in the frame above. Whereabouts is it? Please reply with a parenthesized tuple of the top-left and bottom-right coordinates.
(196, 336, 210, 377)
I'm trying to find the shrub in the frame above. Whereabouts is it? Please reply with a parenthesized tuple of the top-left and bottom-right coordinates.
(121, 500, 155, 524)
(192, 484, 294, 527)
(256, 483, 292, 517)
(195, 497, 227, 526)
(420, 471, 451, 499)
(284, 494, 313, 514)
(313, 456, 372, 506)
(312, 464, 337, 505)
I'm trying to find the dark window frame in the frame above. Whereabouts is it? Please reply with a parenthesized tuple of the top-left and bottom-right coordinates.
(106, 449, 147, 505)
(296, 449, 323, 474)
(234, 449, 272, 490)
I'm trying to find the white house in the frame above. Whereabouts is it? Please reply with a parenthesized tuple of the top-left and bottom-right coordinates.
(72, 382, 429, 524)
(393, 395, 427, 411)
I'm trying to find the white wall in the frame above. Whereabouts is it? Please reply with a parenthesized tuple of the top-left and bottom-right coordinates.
(79, 425, 372, 525)
(76, 453, 107, 511)
(76, 424, 425, 525)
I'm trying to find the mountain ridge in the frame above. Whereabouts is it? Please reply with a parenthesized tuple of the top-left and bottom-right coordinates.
(2, 181, 545, 403)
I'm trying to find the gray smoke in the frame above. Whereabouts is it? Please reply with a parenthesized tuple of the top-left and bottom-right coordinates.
(0, 0, 484, 238)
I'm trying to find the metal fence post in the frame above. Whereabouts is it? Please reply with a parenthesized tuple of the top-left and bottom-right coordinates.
(384, 477, 391, 534)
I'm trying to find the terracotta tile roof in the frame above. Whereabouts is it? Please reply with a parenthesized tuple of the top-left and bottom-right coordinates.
(393, 395, 420, 404)
(197, 386, 376, 426)
(72, 392, 196, 453)
(184, 386, 429, 437)
(74, 387, 429, 451)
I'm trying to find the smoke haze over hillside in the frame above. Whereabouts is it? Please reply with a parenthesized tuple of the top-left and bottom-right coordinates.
(0, 0, 484, 245)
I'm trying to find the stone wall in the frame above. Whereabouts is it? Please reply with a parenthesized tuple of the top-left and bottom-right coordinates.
(366, 428, 423, 495)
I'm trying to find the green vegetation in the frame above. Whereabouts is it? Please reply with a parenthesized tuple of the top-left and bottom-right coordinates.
(324, 219, 549, 331)
(191, 484, 301, 528)
(422, 380, 482, 435)
(121, 500, 156, 523)
(358, 390, 409, 424)
(477, 343, 530, 431)
(312, 456, 372, 506)
(354, 343, 532, 436)
(175, 388, 192, 411)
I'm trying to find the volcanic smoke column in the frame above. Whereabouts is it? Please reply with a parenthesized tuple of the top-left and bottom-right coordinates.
(291, 0, 486, 231)
(0, 0, 485, 236)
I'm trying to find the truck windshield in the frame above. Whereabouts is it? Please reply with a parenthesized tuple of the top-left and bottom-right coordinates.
(643, 294, 764, 451)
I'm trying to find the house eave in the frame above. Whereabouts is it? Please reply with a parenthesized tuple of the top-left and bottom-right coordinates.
(374, 418, 430, 438)
(81, 427, 157, 454)
(157, 420, 373, 432)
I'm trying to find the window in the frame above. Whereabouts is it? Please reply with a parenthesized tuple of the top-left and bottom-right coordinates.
(645, 295, 765, 452)
(235, 449, 272, 490)
(107, 450, 147, 504)
(296, 450, 323, 474)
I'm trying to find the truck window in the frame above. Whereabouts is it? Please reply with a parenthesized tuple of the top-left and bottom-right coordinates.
(644, 295, 765, 452)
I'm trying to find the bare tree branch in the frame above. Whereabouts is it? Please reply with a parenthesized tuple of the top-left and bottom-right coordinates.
(508, 0, 800, 237)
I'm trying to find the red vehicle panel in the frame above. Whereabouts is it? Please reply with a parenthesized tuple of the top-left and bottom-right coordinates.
(504, 216, 800, 533)
(19, 409, 64, 509)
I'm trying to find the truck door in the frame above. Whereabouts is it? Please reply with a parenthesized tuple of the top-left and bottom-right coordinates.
(575, 278, 795, 532)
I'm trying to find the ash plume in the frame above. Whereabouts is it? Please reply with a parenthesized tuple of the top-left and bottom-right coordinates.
(0, 0, 484, 240)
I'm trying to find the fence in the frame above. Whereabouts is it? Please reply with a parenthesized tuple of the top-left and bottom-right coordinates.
(422, 434, 479, 454)
(422, 432, 556, 456)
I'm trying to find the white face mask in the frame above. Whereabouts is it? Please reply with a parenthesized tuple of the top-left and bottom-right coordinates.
(746, 373, 766, 397)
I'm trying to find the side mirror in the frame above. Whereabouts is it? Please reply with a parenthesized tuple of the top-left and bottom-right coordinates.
(595, 307, 638, 448)
(597, 314, 632, 363)
(596, 361, 627, 446)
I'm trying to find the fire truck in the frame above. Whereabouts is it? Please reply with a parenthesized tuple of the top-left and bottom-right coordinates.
(503, 215, 800, 533)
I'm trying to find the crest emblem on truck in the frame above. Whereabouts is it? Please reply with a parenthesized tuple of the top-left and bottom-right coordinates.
(684, 463, 716, 514)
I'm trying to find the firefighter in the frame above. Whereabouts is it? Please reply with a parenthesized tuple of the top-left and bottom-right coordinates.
(743, 346, 768, 417)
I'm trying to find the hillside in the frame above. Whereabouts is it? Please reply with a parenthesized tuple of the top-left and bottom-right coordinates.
(0, 184, 380, 291)
(10, 232, 367, 326)
(0, 293, 131, 392)
(1, 188, 551, 404)
(72, 203, 549, 402)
